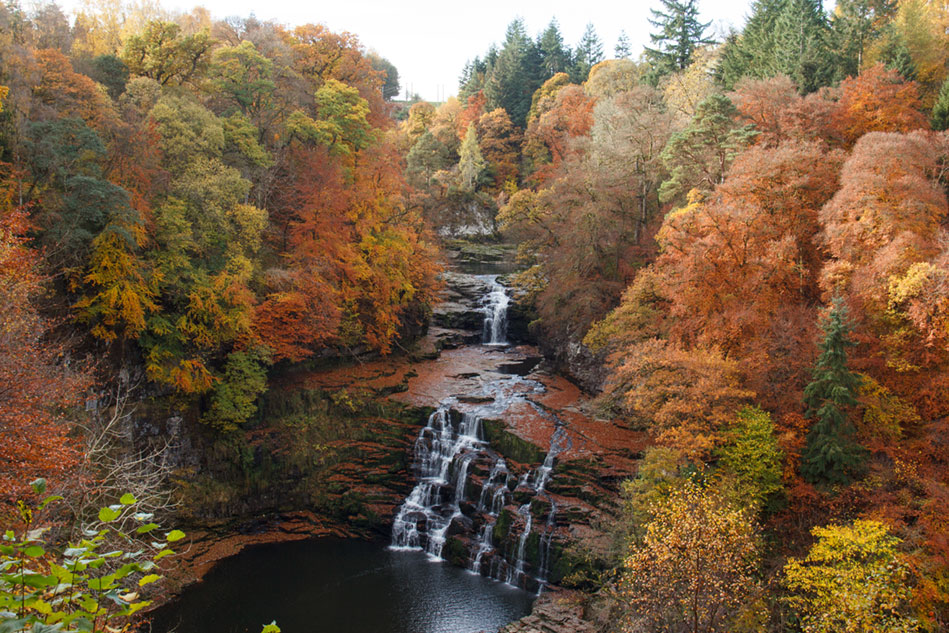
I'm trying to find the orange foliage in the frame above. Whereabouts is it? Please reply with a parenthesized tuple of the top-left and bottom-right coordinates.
(834, 64, 929, 146)
(607, 339, 754, 459)
(523, 85, 593, 185)
(0, 171, 86, 498)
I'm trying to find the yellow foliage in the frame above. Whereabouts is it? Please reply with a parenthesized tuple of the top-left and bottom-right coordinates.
(858, 374, 920, 440)
(783, 520, 920, 633)
(0, 85, 7, 113)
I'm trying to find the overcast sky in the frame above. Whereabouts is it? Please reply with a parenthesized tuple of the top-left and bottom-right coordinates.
(54, 0, 759, 101)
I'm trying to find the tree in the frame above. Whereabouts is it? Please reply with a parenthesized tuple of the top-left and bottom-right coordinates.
(800, 297, 866, 485)
(122, 20, 214, 86)
(716, 406, 784, 512)
(932, 75, 949, 131)
(607, 339, 754, 459)
(369, 53, 400, 100)
(771, 0, 836, 93)
(659, 93, 757, 202)
(831, 0, 898, 76)
(615, 30, 632, 59)
(0, 197, 87, 498)
(833, 63, 928, 146)
(458, 122, 486, 191)
(538, 19, 570, 78)
(621, 479, 761, 633)
(571, 23, 604, 83)
(484, 19, 536, 127)
(784, 520, 920, 632)
(644, 0, 712, 81)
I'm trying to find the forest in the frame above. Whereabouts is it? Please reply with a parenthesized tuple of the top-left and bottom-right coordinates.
(1, 0, 949, 631)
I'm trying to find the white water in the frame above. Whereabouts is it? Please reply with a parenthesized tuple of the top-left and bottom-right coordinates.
(481, 276, 510, 345)
(391, 277, 566, 592)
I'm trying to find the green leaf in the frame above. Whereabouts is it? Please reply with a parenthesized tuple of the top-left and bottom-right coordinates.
(165, 529, 185, 543)
(153, 549, 174, 561)
(139, 574, 161, 586)
(261, 622, 281, 633)
(136, 523, 159, 534)
(23, 546, 45, 557)
(119, 493, 137, 506)
(30, 478, 47, 495)
(98, 506, 120, 523)
(38, 495, 62, 511)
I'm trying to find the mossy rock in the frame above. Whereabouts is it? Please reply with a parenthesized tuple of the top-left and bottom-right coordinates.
(494, 508, 514, 544)
(445, 535, 469, 567)
(481, 419, 545, 465)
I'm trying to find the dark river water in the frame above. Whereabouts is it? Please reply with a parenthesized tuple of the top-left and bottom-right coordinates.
(147, 538, 535, 633)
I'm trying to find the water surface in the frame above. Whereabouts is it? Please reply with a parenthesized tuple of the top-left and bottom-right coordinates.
(148, 538, 535, 633)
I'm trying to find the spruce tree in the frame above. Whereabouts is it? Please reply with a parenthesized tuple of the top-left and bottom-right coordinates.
(539, 19, 570, 79)
(772, 0, 835, 93)
(484, 20, 533, 127)
(932, 75, 949, 131)
(615, 30, 632, 59)
(644, 0, 712, 80)
(570, 23, 604, 83)
(800, 297, 866, 486)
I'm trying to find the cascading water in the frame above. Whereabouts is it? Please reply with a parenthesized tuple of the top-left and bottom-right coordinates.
(391, 277, 566, 593)
(481, 276, 510, 345)
(391, 407, 482, 558)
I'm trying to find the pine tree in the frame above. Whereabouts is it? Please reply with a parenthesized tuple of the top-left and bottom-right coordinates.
(615, 30, 632, 58)
(932, 75, 949, 131)
(800, 297, 866, 486)
(644, 0, 712, 80)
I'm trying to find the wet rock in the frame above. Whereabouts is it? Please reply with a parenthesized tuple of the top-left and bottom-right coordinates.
(447, 514, 474, 537)
(500, 591, 596, 633)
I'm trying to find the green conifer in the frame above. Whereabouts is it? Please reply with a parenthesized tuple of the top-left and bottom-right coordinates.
(800, 297, 866, 486)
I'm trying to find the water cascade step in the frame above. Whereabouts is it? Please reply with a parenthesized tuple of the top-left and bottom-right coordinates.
(391, 278, 566, 592)
(481, 276, 510, 346)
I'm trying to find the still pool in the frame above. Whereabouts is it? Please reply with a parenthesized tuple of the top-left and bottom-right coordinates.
(147, 538, 536, 633)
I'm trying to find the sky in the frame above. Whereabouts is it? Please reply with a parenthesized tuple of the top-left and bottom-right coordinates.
(54, 0, 759, 101)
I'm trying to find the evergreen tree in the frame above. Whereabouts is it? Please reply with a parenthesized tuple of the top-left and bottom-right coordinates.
(800, 297, 866, 486)
(772, 0, 835, 92)
(716, 0, 784, 89)
(484, 19, 535, 127)
(538, 19, 570, 78)
(615, 29, 632, 59)
(571, 23, 604, 83)
(458, 123, 486, 191)
(644, 0, 712, 81)
(932, 75, 949, 131)
(831, 0, 898, 78)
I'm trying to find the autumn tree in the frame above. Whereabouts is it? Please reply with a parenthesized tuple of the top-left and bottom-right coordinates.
(621, 479, 761, 633)
(834, 63, 929, 145)
(606, 339, 754, 459)
(716, 406, 784, 512)
(784, 520, 920, 632)
(122, 20, 214, 86)
(800, 298, 866, 485)
(0, 190, 86, 498)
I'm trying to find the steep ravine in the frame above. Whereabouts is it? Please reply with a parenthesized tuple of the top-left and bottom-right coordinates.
(153, 245, 645, 631)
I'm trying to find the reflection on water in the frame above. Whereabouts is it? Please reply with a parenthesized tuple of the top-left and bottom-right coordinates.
(147, 538, 534, 633)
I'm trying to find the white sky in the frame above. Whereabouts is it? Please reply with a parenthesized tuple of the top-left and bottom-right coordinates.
(54, 0, 759, 101)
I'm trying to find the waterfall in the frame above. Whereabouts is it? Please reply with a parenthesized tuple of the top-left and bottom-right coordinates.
(391, 407, 482, 557)
(391, 276, 567, 593)
(481, 276, 510, 345)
